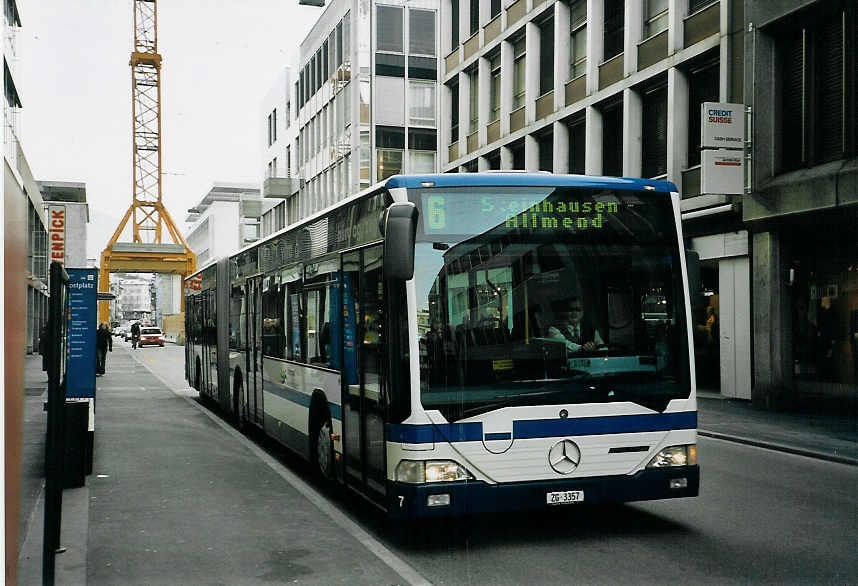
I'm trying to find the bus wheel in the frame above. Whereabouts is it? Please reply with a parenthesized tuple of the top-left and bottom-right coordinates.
(312, 412, 334, 480)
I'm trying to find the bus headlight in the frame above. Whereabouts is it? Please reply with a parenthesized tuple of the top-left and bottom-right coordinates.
(395, 460, 474, 484)
(647, 444, 697, 468)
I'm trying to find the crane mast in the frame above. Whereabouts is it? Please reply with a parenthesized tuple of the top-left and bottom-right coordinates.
(98, 0, 196, 324)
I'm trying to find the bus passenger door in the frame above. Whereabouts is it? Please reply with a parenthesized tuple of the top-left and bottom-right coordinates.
(245, 276, 264, 427)
(341, 246, 387, 500)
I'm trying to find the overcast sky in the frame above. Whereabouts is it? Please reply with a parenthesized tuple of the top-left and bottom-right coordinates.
(20, 0, 322, 261)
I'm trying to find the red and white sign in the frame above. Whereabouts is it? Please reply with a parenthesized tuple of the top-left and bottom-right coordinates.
(701, 149, 744, 195)
(48, 205, 66, 265)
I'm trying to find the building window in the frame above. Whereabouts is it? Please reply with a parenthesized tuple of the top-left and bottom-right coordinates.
(641, 83, 668, 177)
(410, 151, 436, 173)
(567, 117, 585, 173)
(450, 81, 460, 142)
(377, 125, 405, 149)
(687, 57, 719, 167)
(286, 145, 291, 177)
(409, 56, 437, 80)
(469, 0, 479, 36)
(512, 37, 526, 110)
(510, 140, 525, 169)
(378, 150, 403, 180)
(267, 109, 277, 146)
(539, 18, 554, 95)
(489, 53, 501, 123)
(537, 132, 553, 172)
(378, 6, 404, 52)
(409, 80, 436, 126)
(643, 0, 668, 39)
(603, 0, 624, 61)
(570, 1, 587, 79)
(602, 101, 623, 176)
(490, 0, 500, 19)
(275, 202, 286, 231)
(777, 7, 855, 172)
(451, 0, 459, 49)
(410, 9, 435, 56)
(468, 68, 479, 131)
(689, 0, 716, 13)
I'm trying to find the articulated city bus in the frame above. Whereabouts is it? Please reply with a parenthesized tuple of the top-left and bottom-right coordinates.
(185, 173, 699, 518)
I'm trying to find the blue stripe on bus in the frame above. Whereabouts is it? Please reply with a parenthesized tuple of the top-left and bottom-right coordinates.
(386, 412, 696, 444)
(384, 173, 678, 193)
(263, 381, 343, 421)
(512, 411, 697, 439)
(484, 432, 512, 441)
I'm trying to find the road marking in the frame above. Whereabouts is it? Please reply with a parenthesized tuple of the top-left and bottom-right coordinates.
(136, 350, 433, 586)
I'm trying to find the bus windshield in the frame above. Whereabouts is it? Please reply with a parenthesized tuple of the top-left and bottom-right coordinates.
(409, 185, 691, 421)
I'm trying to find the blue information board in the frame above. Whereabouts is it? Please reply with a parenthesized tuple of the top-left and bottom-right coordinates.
(66, 268, 98, 398)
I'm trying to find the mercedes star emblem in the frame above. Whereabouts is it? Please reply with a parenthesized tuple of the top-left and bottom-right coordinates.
(548, 439, 581, 474)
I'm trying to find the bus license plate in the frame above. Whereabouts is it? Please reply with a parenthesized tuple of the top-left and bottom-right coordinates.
(546, 490, 584, 505)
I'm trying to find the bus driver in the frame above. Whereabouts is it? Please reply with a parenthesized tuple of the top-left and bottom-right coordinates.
(547, 297, 605, 353)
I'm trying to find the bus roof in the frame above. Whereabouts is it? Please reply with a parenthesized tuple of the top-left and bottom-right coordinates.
(385, 173, 678, 193)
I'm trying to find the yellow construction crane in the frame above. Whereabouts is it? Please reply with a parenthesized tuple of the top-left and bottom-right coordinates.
(98, 0, 195, 324)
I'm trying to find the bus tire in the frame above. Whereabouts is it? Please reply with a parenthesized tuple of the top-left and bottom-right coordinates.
(310, 403, 334, 481)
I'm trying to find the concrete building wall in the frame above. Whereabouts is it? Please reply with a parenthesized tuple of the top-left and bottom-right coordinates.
(743, 0, 858, 406)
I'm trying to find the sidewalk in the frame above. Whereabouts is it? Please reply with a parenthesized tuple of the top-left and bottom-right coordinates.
(697, 391, 858, 465)
(17, 346, 410, 585)
(16, 348, 857, 582)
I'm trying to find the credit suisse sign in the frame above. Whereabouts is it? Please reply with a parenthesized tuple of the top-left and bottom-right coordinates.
(701, 102, 744, 149)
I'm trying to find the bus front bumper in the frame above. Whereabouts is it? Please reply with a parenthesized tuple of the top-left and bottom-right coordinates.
(386, 465, 699, 519)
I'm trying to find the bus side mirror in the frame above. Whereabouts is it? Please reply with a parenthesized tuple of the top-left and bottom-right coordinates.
(381, 202, 418, 281)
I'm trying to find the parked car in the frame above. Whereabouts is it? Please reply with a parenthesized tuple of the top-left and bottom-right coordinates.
(138, 327, 165, 347)
(113, 326, 126, 338)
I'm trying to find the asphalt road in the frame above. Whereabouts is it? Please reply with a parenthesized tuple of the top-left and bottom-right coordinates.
(123, 339, 858, 585)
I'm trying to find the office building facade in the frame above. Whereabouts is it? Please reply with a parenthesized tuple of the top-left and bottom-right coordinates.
(440, 0, 750, 398)
(288, 0, 441, 221)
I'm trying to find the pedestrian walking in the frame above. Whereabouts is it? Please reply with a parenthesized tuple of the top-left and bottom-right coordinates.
(96, 322, 113, 376)
(131, 321, 141, 349)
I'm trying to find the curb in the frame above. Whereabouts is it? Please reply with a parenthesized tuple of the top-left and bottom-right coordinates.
(698, 429, 858, 467)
